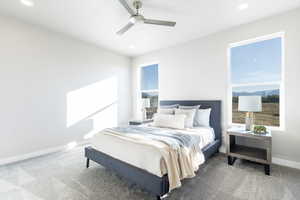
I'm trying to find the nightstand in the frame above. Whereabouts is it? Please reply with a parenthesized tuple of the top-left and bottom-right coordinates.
(129, 119, 153, 125)
(227, 127, 272, 175)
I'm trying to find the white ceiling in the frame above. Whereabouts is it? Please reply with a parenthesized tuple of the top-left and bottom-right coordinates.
(0, 0, 300, 57)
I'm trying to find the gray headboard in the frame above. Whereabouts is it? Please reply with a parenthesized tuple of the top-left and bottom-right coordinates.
(160, 100, 222, 142)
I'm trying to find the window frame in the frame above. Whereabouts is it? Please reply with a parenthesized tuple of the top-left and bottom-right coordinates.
(138, 62, 160, 116)
(227, 32, 285, 131)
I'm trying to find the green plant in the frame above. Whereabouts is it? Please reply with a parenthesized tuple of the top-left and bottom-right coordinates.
(254, 125, 267, 134)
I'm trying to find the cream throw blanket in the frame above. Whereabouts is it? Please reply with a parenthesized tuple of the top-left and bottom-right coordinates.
(104, 127, 205, 191)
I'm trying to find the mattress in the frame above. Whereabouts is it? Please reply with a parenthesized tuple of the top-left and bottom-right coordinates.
(90, 126, 215, 177)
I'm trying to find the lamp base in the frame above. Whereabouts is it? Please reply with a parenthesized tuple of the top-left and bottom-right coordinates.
(142, 109, 147, 121)
(245, 112, 254, 131)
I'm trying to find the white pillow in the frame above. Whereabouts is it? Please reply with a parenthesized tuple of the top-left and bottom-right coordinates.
(195, 108, 211, 127)
(179, 105, 201, 126)
(158, 108, 174, 115)
(153, 114, 186, 129)
(175, 109, 196, 128)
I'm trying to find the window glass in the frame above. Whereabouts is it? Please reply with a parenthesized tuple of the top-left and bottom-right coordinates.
(230, 37, 282, 127)
(140, 64, 159, 119)
(231, 38, 282, 84)
(141, 64, 158, 91)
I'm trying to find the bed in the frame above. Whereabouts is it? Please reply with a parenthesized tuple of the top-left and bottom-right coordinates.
(85, 100, 222, 199)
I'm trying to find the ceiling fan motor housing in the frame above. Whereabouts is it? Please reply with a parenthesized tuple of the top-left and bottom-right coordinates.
(130, 15, 145, 24)
(133, 0, 143, 10)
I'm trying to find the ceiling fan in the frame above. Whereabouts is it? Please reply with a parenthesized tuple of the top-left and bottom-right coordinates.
(117, 0, 176, 35)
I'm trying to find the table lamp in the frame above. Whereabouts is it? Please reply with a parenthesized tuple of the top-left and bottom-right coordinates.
(141, 98, 150, 120)
(238, 96, 262, 131)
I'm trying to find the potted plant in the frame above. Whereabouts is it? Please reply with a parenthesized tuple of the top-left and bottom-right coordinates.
(254, 125, 267, 134)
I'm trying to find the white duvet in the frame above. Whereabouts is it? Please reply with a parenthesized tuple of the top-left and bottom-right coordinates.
(90, 126, 215, 178)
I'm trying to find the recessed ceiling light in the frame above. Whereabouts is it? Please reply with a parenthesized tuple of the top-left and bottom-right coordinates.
(129, 45, 135, 49)
(20, 0, 34, 7)
(238, 3, 249, 10)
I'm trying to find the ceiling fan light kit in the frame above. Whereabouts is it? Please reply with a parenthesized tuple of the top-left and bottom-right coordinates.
(117, 0, 176, 35)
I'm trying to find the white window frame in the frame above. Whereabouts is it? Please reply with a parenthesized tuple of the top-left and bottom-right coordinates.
(138, 62, 160, 111)
(227, 32, 285, 131)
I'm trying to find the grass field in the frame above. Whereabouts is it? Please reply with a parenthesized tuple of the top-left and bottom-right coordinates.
(232, 102, 280, 126)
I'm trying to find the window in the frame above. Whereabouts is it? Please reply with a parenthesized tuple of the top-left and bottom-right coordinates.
(140, 64, 159, 119)
(229, 33, 284, 128)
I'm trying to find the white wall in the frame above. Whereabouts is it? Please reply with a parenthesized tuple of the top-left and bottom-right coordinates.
(132, 8, 300, 164)
(0, 15, 132, 161)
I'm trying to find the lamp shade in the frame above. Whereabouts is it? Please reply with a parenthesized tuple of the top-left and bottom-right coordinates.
(141, 98, 150, 108)
(238, 96, 262, 112)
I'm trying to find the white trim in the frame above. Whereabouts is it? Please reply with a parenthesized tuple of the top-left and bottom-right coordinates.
(232, 81, 281, 87)
(272, 157, 300, 170)
(227, 45, 232, 129)
(229, 32, 285, 48)
(0, 141, 89, 166)
(227, 32, 285, 130)
(141, 89, 159, 93)
(140, 62, 160, 69)
(280, 35, 286, 130)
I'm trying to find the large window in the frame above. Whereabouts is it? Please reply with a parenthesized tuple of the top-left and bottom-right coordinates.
(229, 33, 284, 128)
(140, 64, 159, 119)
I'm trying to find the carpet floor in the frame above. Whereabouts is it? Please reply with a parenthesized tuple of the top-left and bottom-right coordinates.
(1, 146, 300, 200)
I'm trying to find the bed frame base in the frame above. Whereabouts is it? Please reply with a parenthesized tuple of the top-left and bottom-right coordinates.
(85, 100, 221, 199)
(85, 139, 220, 199)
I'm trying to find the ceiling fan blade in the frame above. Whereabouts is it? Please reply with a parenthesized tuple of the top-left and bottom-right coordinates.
(144, 19, 176, 27)
(116, 22, 134, 35)
(118, 0, 135, 15)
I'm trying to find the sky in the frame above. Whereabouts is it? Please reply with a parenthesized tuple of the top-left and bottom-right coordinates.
(231, 37, 282, 92)
(141, 64, 158, 91)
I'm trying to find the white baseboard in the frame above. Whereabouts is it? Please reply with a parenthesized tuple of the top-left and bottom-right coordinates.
(272, 157, 300, 170)
(0, 141, 89, 166)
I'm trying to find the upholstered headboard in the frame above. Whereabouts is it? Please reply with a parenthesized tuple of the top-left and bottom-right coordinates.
(160, 100, 222, 142)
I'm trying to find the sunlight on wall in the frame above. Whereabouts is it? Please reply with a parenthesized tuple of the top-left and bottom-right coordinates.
(83, 103, 118, 139)
(67, 77, 118, 128)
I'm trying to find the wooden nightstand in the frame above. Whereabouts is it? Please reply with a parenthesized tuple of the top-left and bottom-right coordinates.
(227, 127, 272, 175)
(129, 119, 153, 125)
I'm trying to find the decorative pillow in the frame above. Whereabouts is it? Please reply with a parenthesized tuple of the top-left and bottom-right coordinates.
(160, 104, 179, 109)
(158, 108, 175, 115)
(153, 114, 186, 129)
(175, 109, 196, 128)
(179, 105, 201, 126)
(195, 108, 211, 127)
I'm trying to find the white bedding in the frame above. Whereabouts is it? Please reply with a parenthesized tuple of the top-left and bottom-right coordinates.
(90, 126, 215, 177)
